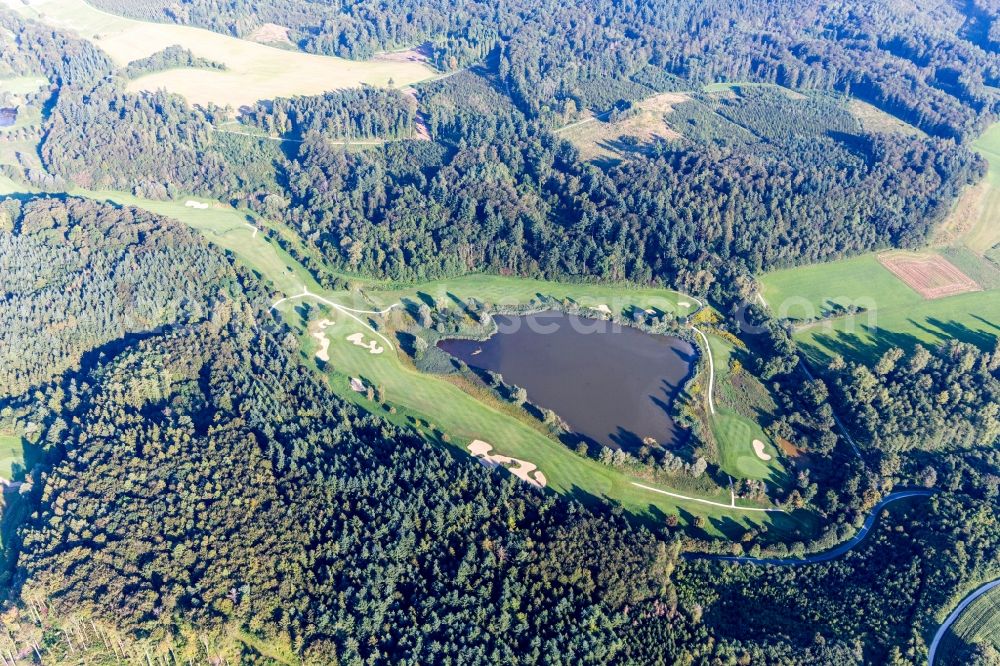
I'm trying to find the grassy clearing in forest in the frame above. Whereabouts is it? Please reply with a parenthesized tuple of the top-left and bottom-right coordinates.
(0, 435, 25, 482)
(847, 100, 925, 137)
(5, 0, 434, 107)
(961, 123, 1000, 254)
(0, 75, 49, 96)
(557, 92, 688, 163)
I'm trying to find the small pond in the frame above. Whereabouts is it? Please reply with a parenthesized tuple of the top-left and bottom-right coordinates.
(438, 311, 696, 450)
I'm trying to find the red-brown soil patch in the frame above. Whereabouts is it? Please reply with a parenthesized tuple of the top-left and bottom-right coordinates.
(878, 252, 980, 299)
(776, 437, 800, 458)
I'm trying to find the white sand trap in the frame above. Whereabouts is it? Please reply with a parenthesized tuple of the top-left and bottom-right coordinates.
(591, 303, 612, 315)
(349, 377, 366, 393)
(752, 439, 772, 461)
(311, 319, 334, 361)
(184, 200, 209, 210)
(679, 302, 692, 308)
(644, 308, 656, 314)
(468, 440, 547, 488)
(346, 332, 384, 354)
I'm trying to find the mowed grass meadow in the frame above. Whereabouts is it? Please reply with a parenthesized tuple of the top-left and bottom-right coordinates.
(760, 253, 1000, 363)
(7, 0, 435, 107)
(963, 122, 1000, 254)
(0, 435, 25, 482)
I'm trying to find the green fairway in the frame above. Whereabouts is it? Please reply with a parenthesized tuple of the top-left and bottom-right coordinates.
(710, 409, 778, 480)
(700, 331, 784, 481)
(69, 190, 324, 296)
(277, 295, 803, 536)
(0, 180, 807, 534)
(760, 253, 1000, 363)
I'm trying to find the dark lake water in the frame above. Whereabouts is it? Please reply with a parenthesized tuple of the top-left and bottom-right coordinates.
(438, 311, 696, 450)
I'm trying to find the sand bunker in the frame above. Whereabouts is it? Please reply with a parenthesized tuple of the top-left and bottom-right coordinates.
(752, 439, 771, 461)
(349, 377, 366, 393)
(468, 440, 547, 488)
(679, 302, 692, 309)
(311, 319, 334, 361)
(346, 332, 384, 355)
(184, 200, 209, 210)
(591, 303, 612, 315)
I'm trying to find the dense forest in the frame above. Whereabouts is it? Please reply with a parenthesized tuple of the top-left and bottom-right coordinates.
(830, 342, 1000, 457)
(3, 197, 996, 665)
(89, 0, 1000, 140)
(0, 196, 696, 663)
(0, 2, 998, 663)
(243, 88, 416, 140)
(0, 198, 233, 397)
(124, 45, 226, 79)
(276, 76, 984, 287)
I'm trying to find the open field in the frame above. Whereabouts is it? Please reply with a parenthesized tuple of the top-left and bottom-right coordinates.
(0, 435, 25, 482)
(877, 251, 979, 299)
(963, 122, 1000, 254)
(557, 92, 688, 162)
(761, 254, 914, 320)
(936, 122, 1000, 254)
(4, 0, 434, 107)
(760, 253, 1000, 363)
(847, 100, 925, 137)
(933, 581, 1000, 665)
(0, 75, 49, 96)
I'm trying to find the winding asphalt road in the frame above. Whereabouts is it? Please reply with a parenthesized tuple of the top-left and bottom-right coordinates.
(927, 578, 1000, 666)
(684, 489, 934, 566)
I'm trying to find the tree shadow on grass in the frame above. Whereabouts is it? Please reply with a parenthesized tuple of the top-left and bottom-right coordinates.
(971, 314, 1000, 333)
(926, 317, 998, 350)
(708, 515, 749, 541)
